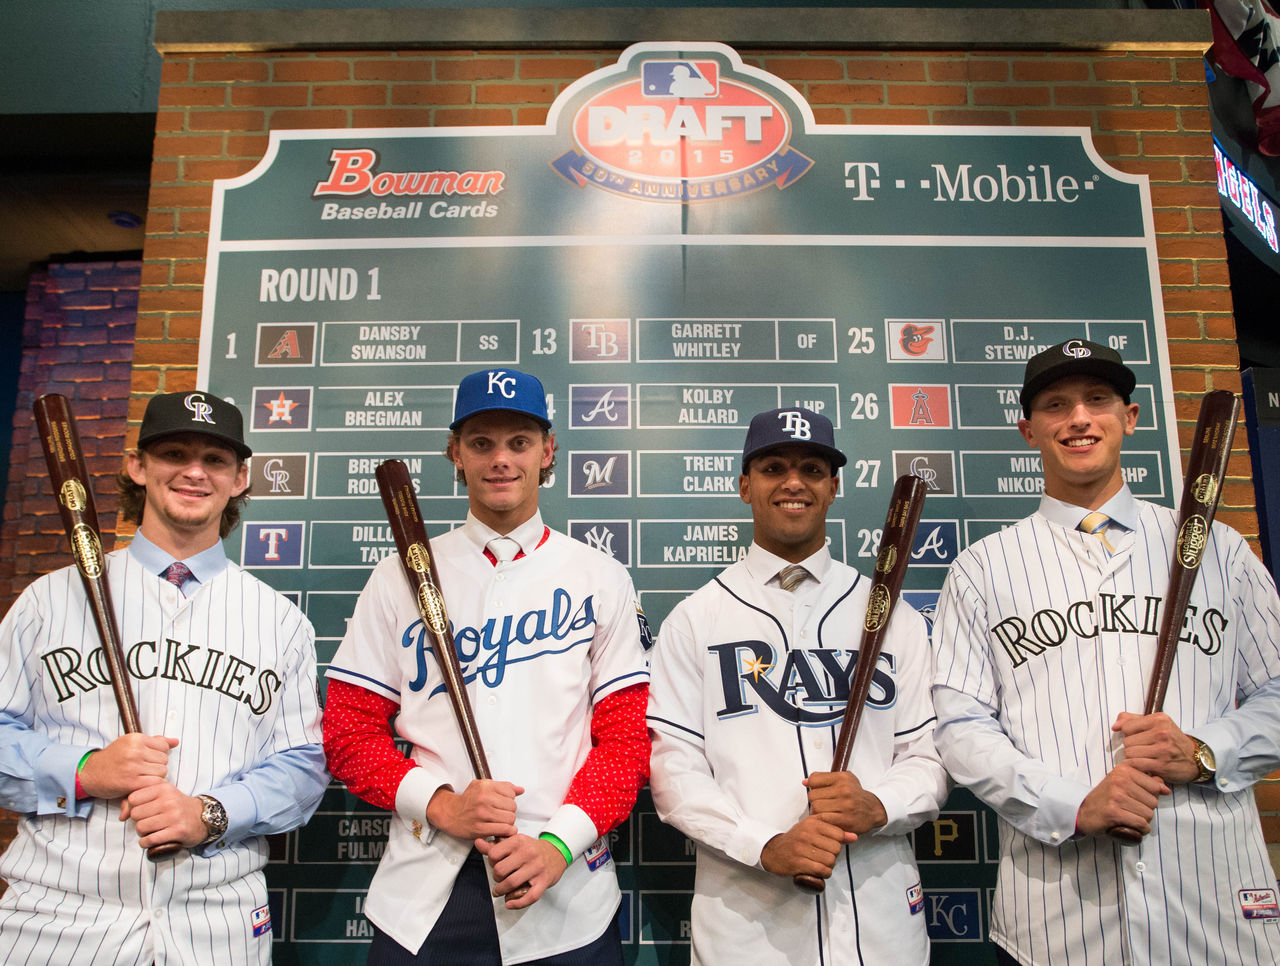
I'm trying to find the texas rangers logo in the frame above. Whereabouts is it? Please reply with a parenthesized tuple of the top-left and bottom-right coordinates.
(552, 48, 813, 202)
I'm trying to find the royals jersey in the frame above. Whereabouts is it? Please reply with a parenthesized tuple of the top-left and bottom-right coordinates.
(326, 512, 648, 963)
(646, 544, 947, 966)
(0, 549, 325, 966)
(932, 494, 1280, 965)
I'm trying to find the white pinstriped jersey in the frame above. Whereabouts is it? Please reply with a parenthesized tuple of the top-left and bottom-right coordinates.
(326, 512, 649, 964)
(0, 549, 324, 966)
(647, 544, 948, 966)
(932, 494, 1280, 966)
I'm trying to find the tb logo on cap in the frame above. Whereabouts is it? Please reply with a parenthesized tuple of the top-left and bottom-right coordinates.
(184, 393, 216, 425)
(1063, 339, 1092, 360)
(779, 410, 812, 441)
(487, 370, 517, 399)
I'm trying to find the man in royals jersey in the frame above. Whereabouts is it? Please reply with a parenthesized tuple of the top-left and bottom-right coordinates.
(932, 340, 1280, 965)
(324, 368, 650, 965)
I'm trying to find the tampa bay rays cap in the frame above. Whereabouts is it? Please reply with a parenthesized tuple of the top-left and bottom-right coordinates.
(1019, 339, 1136, 417)
(137, 391, 252, 459)
(740, 407, 847, 473)
(450, 368, 552, 432)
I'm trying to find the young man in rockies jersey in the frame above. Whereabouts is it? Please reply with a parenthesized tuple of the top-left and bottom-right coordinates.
(932, 340, 1280, 965)
(323, 368, 651, 965)
(646, 407, 948, 966)
(0, 391, 327, 965)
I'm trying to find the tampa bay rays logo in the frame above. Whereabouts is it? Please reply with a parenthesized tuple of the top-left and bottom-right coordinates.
(402, 589, 598, 692)
(184, 392, 215, 425)
(712, 641, 897, 724)
(778, 410, 812, 441)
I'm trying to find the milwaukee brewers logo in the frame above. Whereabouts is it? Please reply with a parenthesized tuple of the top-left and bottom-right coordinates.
(865, 584, 891, 632)
(417, 583, 449, 636)
(406, 543, 431, 574)
(71, 523, 104, 578)
(1190, 473, 1218, 507)
(1177, 515, 1209, 568)
(876, 544, 898, 575)
(59, 479, 87, 512)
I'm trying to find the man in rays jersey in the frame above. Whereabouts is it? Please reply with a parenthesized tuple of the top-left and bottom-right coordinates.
(647, 407, 947, 966)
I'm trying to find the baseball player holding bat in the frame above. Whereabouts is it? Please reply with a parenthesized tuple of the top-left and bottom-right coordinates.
(0, 391, 327, 964)
(323, 368, 651, 965)
(647, 408, 948, 966)
(932, 340, 1280, 966)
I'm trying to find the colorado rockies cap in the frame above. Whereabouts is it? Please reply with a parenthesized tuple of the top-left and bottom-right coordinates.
(450, 368, 552, 432)
(741, 407, 847, 472)
(1019, 339, 1136, 417)
(137, 391, 252, 459)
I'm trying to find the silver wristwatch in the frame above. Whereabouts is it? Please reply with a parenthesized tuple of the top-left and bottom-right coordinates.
(197, 794, 228, 843)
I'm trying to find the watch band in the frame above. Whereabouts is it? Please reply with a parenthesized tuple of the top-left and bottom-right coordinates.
(197, 794, 228, 844)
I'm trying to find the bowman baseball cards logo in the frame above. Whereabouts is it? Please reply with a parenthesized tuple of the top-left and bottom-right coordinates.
(571, 384, 631, 428)
(552, 49, 812, 202)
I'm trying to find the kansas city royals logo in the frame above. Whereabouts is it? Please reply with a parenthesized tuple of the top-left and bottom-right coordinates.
(402, 589, 601, 692)
(486, 369, 517, 399)
(184, 392, 215, 425)
(713, 642, 897, 725)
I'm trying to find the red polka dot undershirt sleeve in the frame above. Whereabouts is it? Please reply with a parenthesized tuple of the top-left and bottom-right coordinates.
(322, 678, 414, 811)
(564, 683, 651, 835)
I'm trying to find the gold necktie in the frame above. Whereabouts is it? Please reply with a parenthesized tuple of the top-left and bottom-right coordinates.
(1078, 511, 1116, 554)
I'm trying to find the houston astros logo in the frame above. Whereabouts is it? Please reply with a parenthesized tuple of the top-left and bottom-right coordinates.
(898, 324, 935, 356)
(1191, 473, 1218, 506)
(1177, 515, 1209, 568)
(552, 48, 813, 202)
(184, 392, 215, 424)
(406, 543, 431, 574)
(59, 479, 87, 512)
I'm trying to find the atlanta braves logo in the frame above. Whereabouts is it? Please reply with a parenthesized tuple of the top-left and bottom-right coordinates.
(898, 324, 935, 356)
(712, 641, 897, 725)
(402, 589, 598, 693)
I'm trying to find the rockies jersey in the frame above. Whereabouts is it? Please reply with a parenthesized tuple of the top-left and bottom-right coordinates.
(647, 543, 947, 966)
(932, 489, 1280, 965)
(326, 511, 649, 963)
(0, 544, 326, 966)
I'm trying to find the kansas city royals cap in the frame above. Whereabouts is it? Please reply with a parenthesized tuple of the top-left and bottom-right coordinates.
(1019, 339, 1136, 417)
(137, 391, 252, 459)
(450, 368, 552, 432)
(741, 407, 847, 472)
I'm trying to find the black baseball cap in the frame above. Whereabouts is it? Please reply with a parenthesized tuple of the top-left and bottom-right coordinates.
(741, 407, 847, 473)
(1019, 340, 1136, 417)
(137, 391, 252, 459)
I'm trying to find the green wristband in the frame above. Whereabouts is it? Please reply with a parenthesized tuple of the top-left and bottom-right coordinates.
(539, 832, 573, 866)
(77, 751, 93, 773)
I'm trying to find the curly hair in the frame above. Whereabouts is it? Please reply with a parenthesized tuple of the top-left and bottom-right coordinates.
(116, 457, 251, 540)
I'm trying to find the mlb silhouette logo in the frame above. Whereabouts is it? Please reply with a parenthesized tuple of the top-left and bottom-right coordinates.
(642, 60, 720, 98)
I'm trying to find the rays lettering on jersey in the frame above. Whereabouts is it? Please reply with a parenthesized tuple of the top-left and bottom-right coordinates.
(40, 639, 283, 714)
(994, 593, 1228, 668)
(402, 588, 597, 693)
(710, 641, 897, 724)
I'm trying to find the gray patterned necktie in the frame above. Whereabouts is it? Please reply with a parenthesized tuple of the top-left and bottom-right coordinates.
(778, 564, 810, 592)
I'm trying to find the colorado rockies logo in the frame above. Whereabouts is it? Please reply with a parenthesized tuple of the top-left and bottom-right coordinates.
(712, 641, 897, 725)
(1062, 339, 1093, 359)
(184, 392, 216, 424)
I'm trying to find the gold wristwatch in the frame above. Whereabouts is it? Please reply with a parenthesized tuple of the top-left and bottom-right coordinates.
(1190, 737, 1217, 784)
(197, 794, 228, 843)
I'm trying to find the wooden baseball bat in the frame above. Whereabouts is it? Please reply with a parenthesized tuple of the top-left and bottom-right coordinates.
(795, 474, 927, 892)
(1109, 388, 1240, 845)
(375, 459, 528, 896)
(33, 393, 182, 860)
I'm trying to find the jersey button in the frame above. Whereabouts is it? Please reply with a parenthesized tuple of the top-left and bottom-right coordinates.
(1135, 861, 1146, 872)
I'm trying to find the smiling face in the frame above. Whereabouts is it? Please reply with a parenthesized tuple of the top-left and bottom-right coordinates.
(739, 444, 838, 562)
(126, 433, 249, 553)
(1017, 376, 1139, 509)
(448, 411, 555, 533)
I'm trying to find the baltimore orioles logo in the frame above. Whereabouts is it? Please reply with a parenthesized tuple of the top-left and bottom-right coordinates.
(899, 324, 935, 356)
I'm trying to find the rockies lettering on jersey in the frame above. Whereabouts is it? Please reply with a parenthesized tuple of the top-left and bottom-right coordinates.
(713, 642, 898, 723)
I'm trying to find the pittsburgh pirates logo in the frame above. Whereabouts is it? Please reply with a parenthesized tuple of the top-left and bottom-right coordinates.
(711, 641, 897, 725)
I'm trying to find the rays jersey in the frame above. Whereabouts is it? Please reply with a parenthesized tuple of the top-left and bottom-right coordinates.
(0, 548, 324, 966)
(932, 491, 1280, 965)
(647, 544, 947, 966)
(326, 512, 648, 963)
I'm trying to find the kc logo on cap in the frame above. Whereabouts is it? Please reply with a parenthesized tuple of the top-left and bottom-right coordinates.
(451, 368, 552, 431)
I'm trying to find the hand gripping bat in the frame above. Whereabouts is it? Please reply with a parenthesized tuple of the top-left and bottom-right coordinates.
(1109, 389, 1240, 845)
(794, 474, 928, 892)
(33, 393, 182, 860)
(375, 459, 528, 897)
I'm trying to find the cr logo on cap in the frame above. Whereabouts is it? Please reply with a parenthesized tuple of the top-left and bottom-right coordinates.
(487, 371, 517, 399)
(184, 393, 216, 425)
(1062, 339, 1092, 360)
(779, 411, 812, 441)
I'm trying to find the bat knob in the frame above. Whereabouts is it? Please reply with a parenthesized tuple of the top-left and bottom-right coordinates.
(146, 841, 184, 861)
(792, 873, 826, 893)
(1107, 825, 1143, 846)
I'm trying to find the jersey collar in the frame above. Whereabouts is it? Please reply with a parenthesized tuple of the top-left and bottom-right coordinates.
(464, 510, 550, 564)
(744, 541, 832, 588)
(127, 530, 229, 586)
(1037, 484, 1139, 533)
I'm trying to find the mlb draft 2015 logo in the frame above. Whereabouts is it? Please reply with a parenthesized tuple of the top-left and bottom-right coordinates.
(551, 45, 813, 202)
